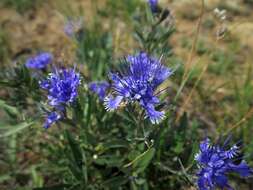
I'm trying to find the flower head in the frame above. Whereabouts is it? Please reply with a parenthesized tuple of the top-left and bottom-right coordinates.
(89, 81, 109, 100)
(195, 138, 252, 190)
(148, 0, 159, 13)
(25, 52, 53, 69)
(40, 68, 81, 107)
(104, 52, 172, 124)
(40, 68, 81, 128)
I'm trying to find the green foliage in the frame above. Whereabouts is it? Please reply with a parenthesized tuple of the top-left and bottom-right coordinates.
(76, 26, 114, 80)
(133, 5, 175, 57)
(0, 121, 34, 138)
(0, 65, 42, 108)
(103, 0, 141, 20)
(0, 30, 10, 63)
(1, 0, 41, 13)
(209, 49, 236, 75)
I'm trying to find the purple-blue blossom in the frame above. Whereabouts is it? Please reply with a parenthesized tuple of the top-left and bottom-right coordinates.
(40, 68, 81, 107)
(104, 52, 172, 124)
(148, 0, 158, 13)
(25, 52, 53, 69)
(89, 81, 109, 100)
(40, 68, 81, 128)
(195, 138, 252, 190)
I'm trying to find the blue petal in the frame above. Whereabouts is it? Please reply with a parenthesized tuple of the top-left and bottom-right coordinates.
(153, 65, 173, 87)
(110, 73, 131, 97)
(197, 169, 214, 190)
(104, 96, 123, 111)
(225, 145, 239, 159)
(144, 103, 165, 124)
(89, 81, 109, 100)
(39, 80, 50, 89)
(200, 138, 211, 152)
(197, 176, 209, 190)
(25, 52, 53, 69)
(214, 175, 229, 188)
(228, 161, 252, 177)
(44, 112, 61, 129)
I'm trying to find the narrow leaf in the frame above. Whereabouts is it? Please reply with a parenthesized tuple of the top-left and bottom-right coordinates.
(124, 148, 155, 174)
(0, 122, 33, 138)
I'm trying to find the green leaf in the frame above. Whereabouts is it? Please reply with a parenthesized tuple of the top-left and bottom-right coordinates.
(172, 141, 184, 154)
(0, 122, 33, 138)
(103, 139, 129, 149)
(0, 99, 19, 117)
(65, 131, 83, 166)
(0, 174, 11, 183)
(65, 131, 84, 181)
(33, 184, 71, 190)
(102, 176, 128, 188)
(94, 155, 124, 167)
(179, 112, 188, 130)
(125, 148, 155, 174)
(133, 148, 155, 173)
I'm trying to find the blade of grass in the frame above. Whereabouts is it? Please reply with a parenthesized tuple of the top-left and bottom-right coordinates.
(0, 122, 34, 138)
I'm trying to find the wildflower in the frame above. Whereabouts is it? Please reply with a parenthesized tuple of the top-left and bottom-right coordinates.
(89, 81, 110, 100)
(64, 18, 83, 37)
(148, 0, 159, 13)
(195, 138, 252, 190)
(40, 68, 81, 128)
(40, 68, 81, 107)
(44, 112, 61, 129)
(104, 52, 172, 124)
(25, 52, 53, 69)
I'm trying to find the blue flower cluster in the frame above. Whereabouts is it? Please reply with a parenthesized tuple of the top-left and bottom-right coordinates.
(195, 138, 252, 190)
(104, 52, 172, 124)
(25, 52, 53, 69)
(89, 81, 109, 100)
(40, 68, 81, 128)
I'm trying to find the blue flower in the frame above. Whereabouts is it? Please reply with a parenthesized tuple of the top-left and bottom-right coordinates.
(44, 112, 61, 129)
(25, 52, 53, 69)
(195, 138, 252, 190)
(89, 81, 109, 100)
(40, 68, 81, 107)
(104, 52, 172, 124)
(148, 0, 159, 13)
(40, 68, 81, 128)
(64, 18, 83, 37)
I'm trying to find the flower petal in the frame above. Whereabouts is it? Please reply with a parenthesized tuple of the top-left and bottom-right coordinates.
(144, 103, 165, 124)
(104, 96, 123, 111)
(44, 112, 61, 129)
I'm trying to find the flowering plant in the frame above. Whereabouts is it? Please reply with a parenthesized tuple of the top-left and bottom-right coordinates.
(0, 1, 252, 190)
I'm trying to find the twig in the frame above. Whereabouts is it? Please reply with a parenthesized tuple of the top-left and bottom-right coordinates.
(225, 107, 253, 135)
(175, 58, 209, 123)
(174, 0, 205, 103)
(182, 0, 205, 82)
